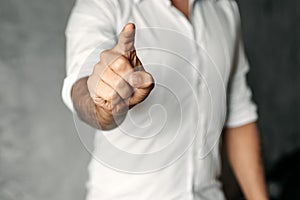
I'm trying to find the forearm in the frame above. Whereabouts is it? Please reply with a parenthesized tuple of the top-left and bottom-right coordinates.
(224, 122, 268, 200)
(71, 77, 117, 130)
(70, 24, 153, 131)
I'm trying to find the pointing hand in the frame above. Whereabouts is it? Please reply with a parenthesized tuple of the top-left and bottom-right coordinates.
(87, 23, 154, 116)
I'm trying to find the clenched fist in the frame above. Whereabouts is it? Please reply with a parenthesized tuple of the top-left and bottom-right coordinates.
(87, 23, 154, 116)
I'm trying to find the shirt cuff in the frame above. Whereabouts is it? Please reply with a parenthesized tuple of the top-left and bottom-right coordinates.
(61, 69, 92, 113)
(225, 105, 258, 128)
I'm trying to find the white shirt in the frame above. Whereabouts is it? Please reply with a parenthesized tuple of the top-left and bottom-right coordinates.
(62, 0, 258, 199)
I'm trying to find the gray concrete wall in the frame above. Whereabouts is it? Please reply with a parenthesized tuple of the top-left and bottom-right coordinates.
(0, 0, 89, 199)
(0, 0, 299, 199)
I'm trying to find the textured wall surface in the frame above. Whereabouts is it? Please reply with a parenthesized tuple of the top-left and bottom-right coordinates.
(0, 0, 299, 200)
(238, 0, 300, 171)
(0, 0, 89, 199)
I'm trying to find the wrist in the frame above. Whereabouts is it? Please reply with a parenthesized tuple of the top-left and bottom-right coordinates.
(94, 104, 116, 130)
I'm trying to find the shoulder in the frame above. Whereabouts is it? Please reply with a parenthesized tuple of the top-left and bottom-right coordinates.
(208, 0, 242, 38)
(215, 0, 242, 27)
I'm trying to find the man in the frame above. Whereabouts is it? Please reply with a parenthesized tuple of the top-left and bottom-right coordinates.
(62, 0, 269, 199)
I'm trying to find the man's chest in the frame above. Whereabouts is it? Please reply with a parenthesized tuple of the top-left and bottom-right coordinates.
(116, 0, 237, 86)
(105, 0, 238, 159)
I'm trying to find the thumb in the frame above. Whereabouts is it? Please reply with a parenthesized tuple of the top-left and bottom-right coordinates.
(115, 23, 136, 54)
(128, 71, 154, 106)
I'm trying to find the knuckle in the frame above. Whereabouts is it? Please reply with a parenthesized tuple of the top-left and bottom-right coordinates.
(112, 55, 127, 71)
(87, 76, 92, 87)
(117, 81, 132, 98)
(107, 90, 116, 101)
(99, 50, 109, 60)
(146, 72, 154, 82)
(143, 72, 155, 89)
(93, 63, 103, 75)
(116, 79, 126, 89)
(94, 62, 101, 70)
(101, 66, 110, 78)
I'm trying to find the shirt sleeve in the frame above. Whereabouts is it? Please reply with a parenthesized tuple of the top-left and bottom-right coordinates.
(61, 0, 118, 112)
(225, 1, 258, 128)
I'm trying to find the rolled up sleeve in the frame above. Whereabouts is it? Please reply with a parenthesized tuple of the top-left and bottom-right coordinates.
(61, 0, 117, 112)
(225, 2, 258, 128)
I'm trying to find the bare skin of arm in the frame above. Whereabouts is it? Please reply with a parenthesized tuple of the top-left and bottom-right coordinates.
(71, 24, 154, 130)
(224, 122, 269, 200)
